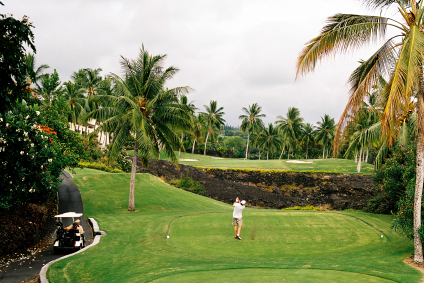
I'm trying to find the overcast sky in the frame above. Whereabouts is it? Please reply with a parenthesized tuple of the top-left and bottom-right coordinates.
(3, 0, 392, 126)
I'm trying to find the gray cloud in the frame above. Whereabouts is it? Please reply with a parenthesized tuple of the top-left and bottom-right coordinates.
(4, 0, 388, 126)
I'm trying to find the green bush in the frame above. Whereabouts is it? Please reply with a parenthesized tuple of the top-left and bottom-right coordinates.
(364, 141, 416, 214)
(217, 146, 227, 157)
(170, 174, 204, 194)
(0, 101, 75, 210)
(283, 206, 323, 211)
(78, 161, 123, 173)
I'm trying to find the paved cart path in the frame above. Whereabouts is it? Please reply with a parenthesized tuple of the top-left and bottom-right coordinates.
(0, 171, 93, 283)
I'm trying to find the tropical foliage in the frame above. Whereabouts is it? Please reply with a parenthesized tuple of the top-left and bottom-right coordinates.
(89, 46, 192, 211)
(296, 0, 424, 262)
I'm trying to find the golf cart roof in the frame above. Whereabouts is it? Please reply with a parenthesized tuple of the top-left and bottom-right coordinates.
(55, 212, 83, 218)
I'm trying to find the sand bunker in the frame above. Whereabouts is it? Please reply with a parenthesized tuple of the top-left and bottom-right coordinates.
(179, 159, 199, 161)
(286, 160, 313, 164)
(211, 157, 224, 159)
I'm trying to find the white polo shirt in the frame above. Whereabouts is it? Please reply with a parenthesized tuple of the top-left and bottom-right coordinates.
(233, 203, 245, 219)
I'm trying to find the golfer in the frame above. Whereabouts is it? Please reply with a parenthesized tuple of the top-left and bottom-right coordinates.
(232, 197, 246, 240)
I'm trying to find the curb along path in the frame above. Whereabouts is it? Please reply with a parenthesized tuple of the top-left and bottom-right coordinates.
(39, 218, 106, 283)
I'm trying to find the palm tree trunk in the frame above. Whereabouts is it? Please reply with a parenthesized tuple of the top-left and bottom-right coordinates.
(365, 148, 369, 163)
(306, 143, 309, 159)
(356, 146, 362, 173)
(279, 141, 286, 160)
(259, 149, 261, 160)
(204, 131, 210, 155)
(245, 130, 250, 160)
(128, 141, 137, 211)
(288, 144, 291, 160)
(192, 138, 196, 154)
(413, 69, 424, 264)
(179, 133, 184, 157)
(322, 145, 325, 159)
(267, 150, 269, 160)
(355, 152, 358, 163)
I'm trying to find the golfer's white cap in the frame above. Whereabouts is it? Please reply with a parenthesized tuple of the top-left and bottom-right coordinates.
(241, 200, 246, 205)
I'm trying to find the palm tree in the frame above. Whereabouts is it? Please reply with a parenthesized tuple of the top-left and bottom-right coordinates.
(275, 107, 304, 160)
(191, 114, 203, 154)
(178, 95, 196, 157)
(63, 81, 86, 131)
(296, 0, 424, 262)
(89, 47, 192, 211)
(200, 100, 225, 155)
(314, 115, 336, 159)
(24, 53, 49, 88)
(239, 103, 266, 160)
(256, 123, 282, 160)
(300, 123, 315, 159)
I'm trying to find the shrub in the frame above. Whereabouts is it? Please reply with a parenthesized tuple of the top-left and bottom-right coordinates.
(364, 141, 416, 214)
(0, 102, 64, 210)
(170, 174, 204, 194)
(217, 146, 228, 157)
(283, 206, 323, 211)
(78, 161, 123, 173)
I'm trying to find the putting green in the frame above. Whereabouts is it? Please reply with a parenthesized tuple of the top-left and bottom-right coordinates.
(168, 211, 385, 257)
(151, 268, 396, 282)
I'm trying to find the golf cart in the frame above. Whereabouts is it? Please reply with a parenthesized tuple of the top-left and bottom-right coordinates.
(53, 212, 85, 253)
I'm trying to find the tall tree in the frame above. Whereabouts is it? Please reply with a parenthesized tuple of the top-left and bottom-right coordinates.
(178, 95, 196, 157)
(314, 115, 336, 159)
(24, 53, 49, 88)
(239, 103, 266, 160)
(63, 81, 86, 131)
(89, 46, 192, 211)
(275, 107, 304, 160)
(191, 114, 203, 154)
(256, 123, 282, 160)
(296, 0, 424, 262)
(200, 100, 225, 155)
(0, 13, 35, 114)
(300, 123, 315, 159)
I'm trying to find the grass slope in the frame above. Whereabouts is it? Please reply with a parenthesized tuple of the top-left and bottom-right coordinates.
(127, 151, 375, 174)
(48, 170, 419, 282)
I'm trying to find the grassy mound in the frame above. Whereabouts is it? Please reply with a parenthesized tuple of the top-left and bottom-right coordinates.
(47, 169, 419, 282)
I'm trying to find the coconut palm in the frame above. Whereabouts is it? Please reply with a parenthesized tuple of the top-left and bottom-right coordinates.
(178, 95, 196, 157)
(63, 81, 86, 131)
(24, 53, 49, 88)
(314, 115, 336, 159)
(239, 103, 266, 160)
(191, 114, 203, 154)
(275, 107, 304, 160)
(88, 47, 192, 211)
(296, 0, 424, 262)
(256, 123, 282, 160)
(300, 123, 315, 159)
(200, 100, 225, 155)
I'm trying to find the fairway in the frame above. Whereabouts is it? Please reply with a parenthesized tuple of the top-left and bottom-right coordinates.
(169, 212, 384, 257)
(47, 170, 421, 282)
(127, 151, 375, 174)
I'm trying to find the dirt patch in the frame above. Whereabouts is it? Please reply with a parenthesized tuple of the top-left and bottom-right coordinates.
(286, 160, 313, 164)
(179, 159, 198, 161)
(404, 256, 424, 282)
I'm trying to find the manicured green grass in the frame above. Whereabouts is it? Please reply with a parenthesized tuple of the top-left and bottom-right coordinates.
(47, 170, 420, 282)
(127, 151, 375, 174)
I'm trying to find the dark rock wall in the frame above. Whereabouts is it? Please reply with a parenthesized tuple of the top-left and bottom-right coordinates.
(137, 159, 377, 210)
